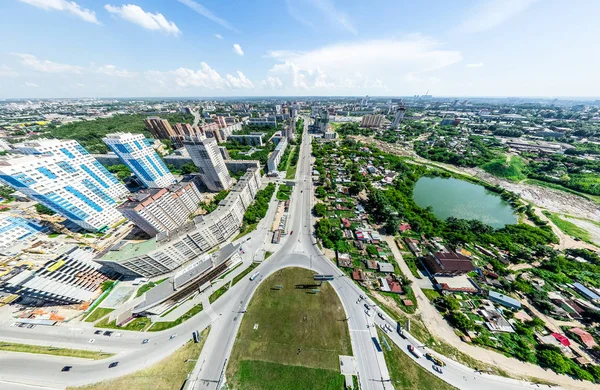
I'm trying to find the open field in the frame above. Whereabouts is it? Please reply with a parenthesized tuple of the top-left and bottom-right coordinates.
(542, 211, 592, 243)
(0, 341, 114, 360)
(378, 330, 457, 390)
(70, 327, 209, 390)
(226, 267, 351, 389)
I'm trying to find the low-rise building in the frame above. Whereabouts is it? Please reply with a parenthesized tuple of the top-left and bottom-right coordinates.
(488, 290, 522, 310)
(421, 249, 475, 276)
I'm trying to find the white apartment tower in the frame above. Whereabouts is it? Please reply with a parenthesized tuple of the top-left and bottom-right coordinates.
(103, 133, 176, 189)
(0, 154, 124, 231)
(183, 136, 232, 192)
(16, 139, 129, 201)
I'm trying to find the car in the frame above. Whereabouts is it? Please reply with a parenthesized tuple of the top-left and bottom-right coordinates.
(18, 323, 27, 328)
(377, 312, 384, 319)
(10, 323, 18, 327)
(61, 366, 73, 372)
(300, 190, 303, 193)
(364, 303, 370, 310)
(103, 331, 113, 336)
(433, 365, 443, 374)
(142, 339, 149, 344)
(108, 362, 119, 368)
(425, 353, 446, 367)
(290, 231, 294, 235)
(94, 330, 102, 335)
(27, 324, 35, 329)
(170, 334, 177, 340)
(88, 338, 95, 343)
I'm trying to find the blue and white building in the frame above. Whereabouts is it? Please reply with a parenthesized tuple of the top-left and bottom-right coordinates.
(15, 139, 129, 201)
(102, 133, 176, 189)
(0, 153, 125, 232)
(0, 215, 47, 249)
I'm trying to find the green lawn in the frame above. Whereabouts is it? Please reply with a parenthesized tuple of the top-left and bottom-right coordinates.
(84, 307, 114, 323)
(378, 330, 457, 390)
(95, 316, 152, 332)
(148, 303, 203, 332)
(264, 251, 273, 260)
(232, 360, 344, 390)
(421, 289, 441, 301)
(209, 283, 230, 303)
(542, 211, 592, 242)
(226, 267, 351, 389)
(70, 328, 210, 390)
(231, 263, 259, 286)
(481, 156, 527, 182)
(0, 341, 114, 360)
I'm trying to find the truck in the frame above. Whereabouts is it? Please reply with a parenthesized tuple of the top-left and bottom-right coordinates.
(396, 322, 407, 339)
(249, 272, 260, 281)
(425, 353, 446, 367)
(408, 344, 422, 359)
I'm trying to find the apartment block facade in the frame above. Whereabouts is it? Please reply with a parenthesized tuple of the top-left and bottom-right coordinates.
(103, 132, 176, 189)
(97, 168, 261, 277)
(184, 136, 232, 192)
(118, 181, 202, 237)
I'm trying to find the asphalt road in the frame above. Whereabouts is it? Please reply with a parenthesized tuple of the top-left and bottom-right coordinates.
(0, 118, 561, 390)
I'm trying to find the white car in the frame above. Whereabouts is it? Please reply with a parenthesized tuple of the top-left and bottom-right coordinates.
(88, 338, 95, 343)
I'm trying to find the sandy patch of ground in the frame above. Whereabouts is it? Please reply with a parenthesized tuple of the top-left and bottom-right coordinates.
(563, 216, 600, 247)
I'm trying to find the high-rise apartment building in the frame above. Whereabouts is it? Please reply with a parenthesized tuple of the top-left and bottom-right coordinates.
(118, 181, 202, 237)
(360, 114, 384, 128)
(171, 123, 203, 148)
(183, 136, 232, 192)
(0, 154, 124, 231)
(143, 117, 175, 139)
(391, 105, 406, 128)
(15, 139, 129, 201)
(103, 133, 176, 189)
(0, 215, 46, 250)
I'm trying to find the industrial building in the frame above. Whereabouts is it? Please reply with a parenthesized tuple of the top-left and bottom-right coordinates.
(103, 132, 176, 189)
(118, 181, 202, 237)
(97, 168, 261, 277)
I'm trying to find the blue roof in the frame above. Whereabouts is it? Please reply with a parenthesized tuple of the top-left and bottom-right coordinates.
(573, 282, 600, 300)
(488, 290, 521, 308)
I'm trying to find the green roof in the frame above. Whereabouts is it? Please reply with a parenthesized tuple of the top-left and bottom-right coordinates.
(100, 238, 158, 262)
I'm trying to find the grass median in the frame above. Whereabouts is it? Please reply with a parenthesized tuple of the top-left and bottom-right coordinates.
(0, 341, 114, 360)
(84, 307, 114, 323)
(148, 303, 203, 332)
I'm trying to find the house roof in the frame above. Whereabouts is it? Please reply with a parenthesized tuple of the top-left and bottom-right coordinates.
(377, 262, 395, 273)
(488, 290, 521, 308)
(573, 282, 600, 300)
(422, 253, 475, 274)
(570, 328, 598, 348)
(551, 333, 571, 347)
(351, 269, 364, 281)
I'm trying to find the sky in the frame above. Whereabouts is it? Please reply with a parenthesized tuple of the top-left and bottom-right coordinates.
(1, 0, 599, 99)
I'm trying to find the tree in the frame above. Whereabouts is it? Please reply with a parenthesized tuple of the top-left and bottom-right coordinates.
(35, 203, 56, 216)
(314, 203, 327, 217)
(181, 162, 197, 175)
(448, 311, 475, 331)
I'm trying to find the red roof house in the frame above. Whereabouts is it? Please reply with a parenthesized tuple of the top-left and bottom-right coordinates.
(570, 328, 598, 348)
(551, 333, 571, 347)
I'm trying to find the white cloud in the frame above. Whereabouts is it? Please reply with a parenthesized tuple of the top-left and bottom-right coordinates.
(233, 44, 244, 56)
(458, 0, 539, 33)
(261, 76, 283, 89)
(177, 0, 239, 33)
(214, 34, 223, 39)
(25, 82, 39, 87)
(226, 71, 254, 88)
(18, 0, 100, 24)
(285, 0, 356, 34)
(104, 4, 180, 36)
(466, 62, 484, 68)
(12, 53, 83, 74)
(0, 66, 18, 77)
(97, 64, 136, 77)
(264, 37, 461, 91)
(149, 62, 253, 90)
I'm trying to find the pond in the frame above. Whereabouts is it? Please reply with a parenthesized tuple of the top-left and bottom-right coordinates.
(413, 177, 517, 229)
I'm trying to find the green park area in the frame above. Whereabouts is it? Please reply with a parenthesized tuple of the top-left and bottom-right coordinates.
(378, 331, 457, 390)
(226, 267, 351, 389)
(70, 328, 209, 390)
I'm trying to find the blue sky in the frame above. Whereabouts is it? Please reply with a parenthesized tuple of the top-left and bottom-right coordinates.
(1, 0, 599, 98)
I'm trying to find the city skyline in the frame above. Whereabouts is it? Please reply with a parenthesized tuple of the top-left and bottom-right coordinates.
(2, 0, 600, 99)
